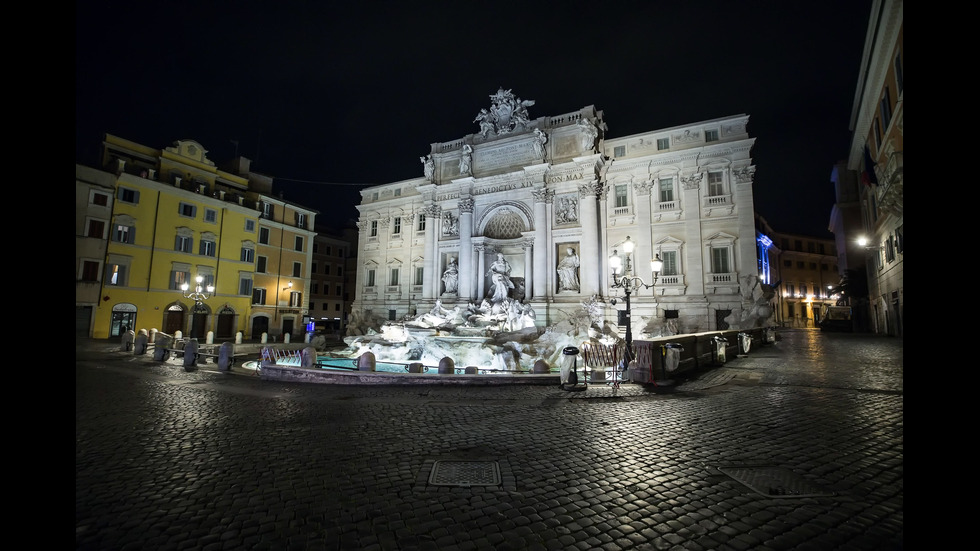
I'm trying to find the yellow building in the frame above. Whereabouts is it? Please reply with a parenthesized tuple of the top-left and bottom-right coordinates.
(90, 134, 316, 341)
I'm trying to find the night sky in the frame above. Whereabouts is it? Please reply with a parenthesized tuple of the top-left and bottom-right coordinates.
(76, 1, 873, 236)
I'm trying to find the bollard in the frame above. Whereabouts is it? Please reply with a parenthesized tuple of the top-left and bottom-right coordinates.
(357, 351, 376, 371)
(134, 332, 148, 355)
(438, 357, 455, 374)
(183, 339, 199, 371)
(217, 342, 234, 371)
(532, 359, 551, 374)
(153, 334, 172, 361)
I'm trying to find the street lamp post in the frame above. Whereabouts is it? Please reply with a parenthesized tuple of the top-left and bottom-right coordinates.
(609, 236, 663, 364)
(181, 275, 214, 306)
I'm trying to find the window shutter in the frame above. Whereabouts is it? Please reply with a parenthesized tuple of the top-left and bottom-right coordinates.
(175, 236, 181, 251)
(133, 190, 140, 204)
(127, 226, 136, 244)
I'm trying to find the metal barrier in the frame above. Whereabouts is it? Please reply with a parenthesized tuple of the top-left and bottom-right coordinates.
(580, 342, 627, 387)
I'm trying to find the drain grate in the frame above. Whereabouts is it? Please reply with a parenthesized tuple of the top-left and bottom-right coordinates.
(428, 460, 501, 487)
(719, 466, 835, 498)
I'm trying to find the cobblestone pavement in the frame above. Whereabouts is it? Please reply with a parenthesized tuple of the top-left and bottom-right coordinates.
(76, 329, 903, 550)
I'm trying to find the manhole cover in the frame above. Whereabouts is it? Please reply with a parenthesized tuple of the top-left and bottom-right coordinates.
(719, 466, 835, 498)
(428, 460, 501, 487)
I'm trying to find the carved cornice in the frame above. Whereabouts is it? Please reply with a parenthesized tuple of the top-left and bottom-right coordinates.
(634, 180, 654, 195)
(531, 188, 555, 203)
(681, 173, 703, 191)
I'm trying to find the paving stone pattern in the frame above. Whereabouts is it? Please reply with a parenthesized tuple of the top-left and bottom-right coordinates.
(76, 329, 903, 550)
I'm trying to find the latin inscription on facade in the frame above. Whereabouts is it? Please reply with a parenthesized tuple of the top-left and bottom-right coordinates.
(473, 142, 537, 172)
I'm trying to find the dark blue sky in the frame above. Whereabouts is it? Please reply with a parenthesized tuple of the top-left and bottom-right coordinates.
(76, 1, 872, 236)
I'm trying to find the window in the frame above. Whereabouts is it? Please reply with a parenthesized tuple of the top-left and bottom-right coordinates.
(394, 188, 401, 197)
(175, 235, 193, 253)
(705, 129, 719, 142)
(367, 269, 376, 287)
(818, 243, 825, 254)
(259, 227, 270, 244)
(797, 261, 805, 269)
(309, 302, 315, 311)
(801, 285, 808, 297)
(289, 292, 302, 307)
(252, 288, 266, 305)
(92, 192, 109, 206)
(256, 256, 267, 273)
(783, 260, 792, 267)
(295, 236, 304, 252)
(707, 171, 724, 196)
(113, 224, 135, 244)
(657, 138, 669, 150)
(335, 304, 340, 312)
(795, 240, 803, 251)
(664, 310, 679, 319)
(296, 212, 306, 228)
(390, 268, 400, 286)
(372, 192, 379, 201)
(86, 219, 105, 239)
(415, 266, 424, 285)
(874, 118, 882, 151)
(393, 217, 402, 235)
(178, 202, 196, 218)
(659, 178, 674, 202)
(245, 219, 256, 232)
(311, 282, 319, 294)
(292, 262, 302, 277)
(786, 283, 795, 296)
(335, 285, 341, 296)
(240, 246, 255, 263)
(710, 247, 730, 273)
(324, 265, 331, 275)
(262, 202, 274, 219)
(170, 269, 190, 290)
(614, 145, 625, 157)
(325, 246, 332, 255)
(894, 52, 903, 94)
(337, 266, 343, 275)
(81, 260, 100, 281)
(106, 263, 127, 286)
(370, 221, 378, 237)
(312, 262, 318, 274)
(615, 184, 628, 208)
(200, 239, 216, 257)
(239, 276, 253, 296)
(117, 187, 139, 204)
(204, 209, 217, 223)
(820, 264, 829, 271)
(660, 251, 678, 276)
(417, 214, 426, 232)
(880, 87, 892, 130)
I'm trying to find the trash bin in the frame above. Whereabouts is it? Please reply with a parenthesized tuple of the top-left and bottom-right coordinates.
(661, 342, 684, 378)
(738, 332, 752, 355)
(712, 336, 727, 365)
(560, 346, 581, 389)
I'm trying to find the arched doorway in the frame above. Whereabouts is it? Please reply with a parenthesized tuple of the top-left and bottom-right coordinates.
(189, 303, 211, 339)
(109, 303, 137, 337)
(162, 303, 186, 335)
(216, 306, 236, 339)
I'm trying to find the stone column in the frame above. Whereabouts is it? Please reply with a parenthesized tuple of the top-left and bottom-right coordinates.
(458, 198, 474, 302)
(531, 188, 552, 300)
(578, 181, 603, 297)
(681, 173, 705, 295)
(422, 204, 441, 300)
(634, 180, 655, 283)
(475, 244, 488, 300)
(522, 238, 534, 300)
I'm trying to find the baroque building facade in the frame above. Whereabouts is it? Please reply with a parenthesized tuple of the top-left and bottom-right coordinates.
(352, 90, 760, 335)
(845, 0, 903, 337)
(79, 134, 317, 341)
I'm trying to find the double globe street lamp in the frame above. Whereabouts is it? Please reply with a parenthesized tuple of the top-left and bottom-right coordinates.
(609, 236, 663, 363)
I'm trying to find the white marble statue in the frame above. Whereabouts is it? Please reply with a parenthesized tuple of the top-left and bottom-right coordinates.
(485, 253, 514, 303)
(557, 246, 580, 292)
(442, 256, 459, 294)
(459, 144, 473, 175)
(579, 118, 599, 151)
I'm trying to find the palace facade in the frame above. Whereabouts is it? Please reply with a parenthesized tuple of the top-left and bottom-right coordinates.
(352, 90, 759, 336)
